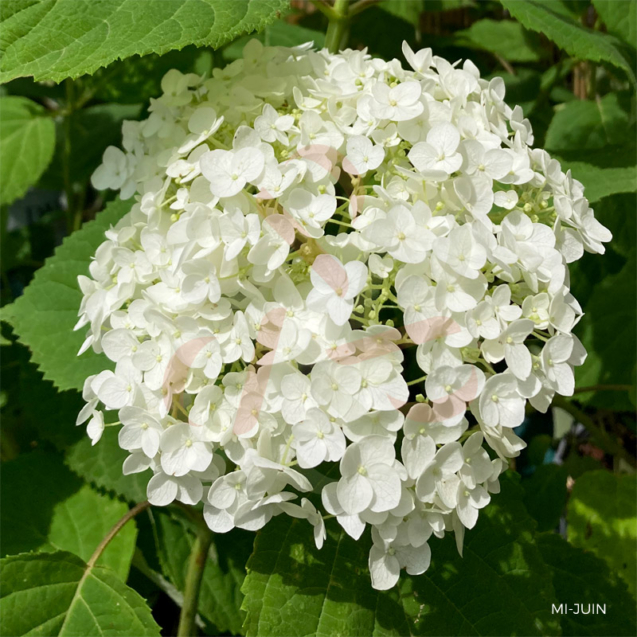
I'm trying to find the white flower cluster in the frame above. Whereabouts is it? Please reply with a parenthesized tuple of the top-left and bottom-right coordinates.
(78, 40, 610, 590)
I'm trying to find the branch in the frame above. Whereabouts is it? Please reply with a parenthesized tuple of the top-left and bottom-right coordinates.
(309, 0, 338, 20)
(177, 525, 214, 637)
(324, 0, 350, 53)
(349, 0, 381, 17)
(551, 396, 636, 468)
(87, 501, 151, 568)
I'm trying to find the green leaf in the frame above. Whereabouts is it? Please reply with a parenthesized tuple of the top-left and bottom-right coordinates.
(2, 198, 132, 391)
(0, 336, 85, 450)
(537, 533, 636, 636)
(379, 0, 473, 24)
(574, 255, 637, 406)
(553, 145, 637, 203)
(567, 470, 637, 596)
(522, 464, 568, 532)
(242, 473, 559, 636)
(40, 103, 142, 189)
(456, 19, 546, 62)
(493, 68, 542, 117)
(0, 96, 55, 205)
(593, 0, 637, 47)
(0, 0, 290, 83)
(65, 426, 149, 503)
(1, 450, 136, 580)
(545, 93, 633, 151)
(590, 193, 637, 258)
(242, 518, 410, 637)
(501, 0, 636, 82)
(378, 0, 423, 25)
(0, 551, 161, 636)
(147, 508, 252, 634)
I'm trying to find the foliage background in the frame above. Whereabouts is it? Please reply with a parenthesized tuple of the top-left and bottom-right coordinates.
(0, 1, 635, 635)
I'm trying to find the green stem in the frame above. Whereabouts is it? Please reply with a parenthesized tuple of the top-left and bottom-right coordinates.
(325, 0, 350, 54)
(177, 525, 214, 637)
(551, 395, 636, 468)
(310, 0, 338, 20)
(349, 0, 380, 17)
(87, 501, 151, 568)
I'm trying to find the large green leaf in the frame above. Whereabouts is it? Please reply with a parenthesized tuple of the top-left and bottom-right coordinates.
(593, 0, 637, 47)
(567, 470, 637, 596)
(545, 93, 633, 151)
(242, 474, 559, 636)
(2, 198, 132, 391)
(554, 145, 637, 203)
(147, 508, 252, 635)
(0, 0, 290, 83)
(0, 551, 161, 636)
(537, 533, 636, 636)
(574, 255, 637, 406)
(500, 0, 635, 82)
(379, 0, 473, 24)
(456, 19, 545, 62)
(40, 103, 142, 189)
(0, 337, 84, 452)
(65, 426, 149, 503)
(0, 96, 55, 205)
(1, 450, 136, 580)
(522, 464, 568, 532)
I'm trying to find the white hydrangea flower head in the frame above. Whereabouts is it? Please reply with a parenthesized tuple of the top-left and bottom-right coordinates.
(78, 38, 611, 591)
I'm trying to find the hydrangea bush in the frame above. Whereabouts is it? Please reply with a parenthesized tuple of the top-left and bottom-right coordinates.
(77, 39, 611, 590)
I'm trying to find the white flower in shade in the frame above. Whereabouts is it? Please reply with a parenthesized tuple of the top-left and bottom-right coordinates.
(482, 319, 535, 380)
(147, 471, 204, 506)
(181, 260, 221, 305)
(159, 423, 213, 477)
(371, 81, 424, 121)
(254, 103, 294, 144)
(458, 432, 493, 489)
(87, 411, 105, 446)
(433, 224, 487, 280)
(286, 189, 336, 238)
(222, 311, 255, 363)
(363, 204, 430, 264)
(462, 140, 512, 181)
(96, 357, 141, 410)
(477, 372, 526, 428)
(292, 408, 346, 468)
(414, 441, 464, 508)
(278, 498, 327, 549)
(344, 136, 385, 175)
(336, 436, 403, 515)
(91, 146, 133, 194)
(118, 406, 163, 458)
(456, 481, 490, 529)
(200, 148, 265, 198)
(310, 361, 362, 420)
(409, 123, 463, 176)
(369, 527, 431, 590)
(306, 255, 367, 326)
(425, 365, 485, 424)
(219, 210, 260, 260)
(541, 334, 575, 396)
